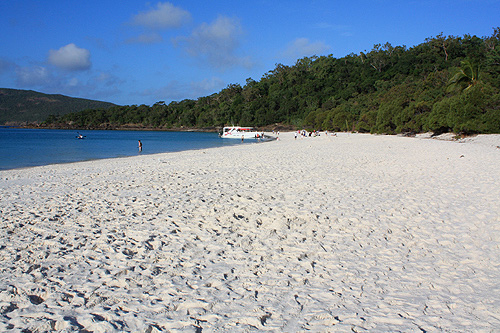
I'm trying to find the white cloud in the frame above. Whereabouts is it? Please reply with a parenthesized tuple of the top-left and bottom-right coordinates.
(125, 32, 163, 44)
(282, 38, 330, 60)
(141, 77, 225, 102)
(48, 43, 91, 71)
(15, 66, 51, 86)
(12, 63, 122, 103)
(68, 77, 79, 87)
(176, 15, 252, 70)
(131, 2, 191, 29)
(95, 72, 123, 87)
(0, 58, 13, 75)
(190, 77, 225, 96)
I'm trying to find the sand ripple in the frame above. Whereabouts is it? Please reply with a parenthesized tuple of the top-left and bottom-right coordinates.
(1, 133, 500, 331)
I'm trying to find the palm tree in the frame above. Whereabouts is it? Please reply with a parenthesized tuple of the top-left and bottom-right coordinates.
(448, 60, 480, 92)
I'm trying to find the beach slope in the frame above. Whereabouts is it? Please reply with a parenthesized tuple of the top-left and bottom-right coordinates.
(1, 133, 499, 331)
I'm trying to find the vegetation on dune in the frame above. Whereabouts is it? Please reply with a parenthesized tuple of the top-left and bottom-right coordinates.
(44, 28, 500, 134)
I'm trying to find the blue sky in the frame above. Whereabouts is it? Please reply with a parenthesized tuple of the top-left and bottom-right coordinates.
(1, 1, 499, 106)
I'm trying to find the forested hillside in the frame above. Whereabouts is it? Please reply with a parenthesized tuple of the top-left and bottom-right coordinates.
(46, 29, 500, 134)
(0, 89, 115, 125)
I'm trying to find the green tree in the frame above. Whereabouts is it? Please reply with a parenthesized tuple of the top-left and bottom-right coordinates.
(448, 60, 480, 92)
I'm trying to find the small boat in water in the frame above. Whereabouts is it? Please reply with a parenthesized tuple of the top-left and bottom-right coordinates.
(220, 126, 263, 139)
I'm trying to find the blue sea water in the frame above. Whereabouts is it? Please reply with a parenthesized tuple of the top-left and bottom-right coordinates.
(0, 127, 253, 170)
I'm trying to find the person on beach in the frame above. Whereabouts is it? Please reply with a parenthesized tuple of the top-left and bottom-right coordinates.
(138, 140, 142, 152)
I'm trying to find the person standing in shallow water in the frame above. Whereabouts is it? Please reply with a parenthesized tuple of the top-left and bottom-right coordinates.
(138, 140, 142, 152)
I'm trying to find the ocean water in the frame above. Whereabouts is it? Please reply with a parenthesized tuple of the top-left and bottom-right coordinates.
(0, 127, 255, 170)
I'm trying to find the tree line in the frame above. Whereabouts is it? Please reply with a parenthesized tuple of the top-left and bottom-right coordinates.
(45, 28, 500, 135)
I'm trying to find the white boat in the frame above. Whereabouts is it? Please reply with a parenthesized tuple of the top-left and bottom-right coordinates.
(220, 126, 263, 139)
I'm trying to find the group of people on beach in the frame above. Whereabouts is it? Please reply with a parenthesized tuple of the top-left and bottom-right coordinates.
(295, 130, 320, 139)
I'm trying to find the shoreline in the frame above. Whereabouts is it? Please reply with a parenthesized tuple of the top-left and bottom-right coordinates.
(1, 132, 500, 331)
(2, 130, 496, 172)
(0, 128, 274, 172)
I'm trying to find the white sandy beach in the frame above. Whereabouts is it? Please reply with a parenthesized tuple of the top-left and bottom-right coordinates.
(1, 132, 500, 332)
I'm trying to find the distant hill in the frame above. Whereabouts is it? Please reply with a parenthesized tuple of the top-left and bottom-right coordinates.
(0, 88, 116, 125)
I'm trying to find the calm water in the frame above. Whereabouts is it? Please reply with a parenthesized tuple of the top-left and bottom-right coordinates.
(0, 127, 254, 170)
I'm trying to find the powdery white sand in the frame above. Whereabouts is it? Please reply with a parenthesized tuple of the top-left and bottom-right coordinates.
(1, 132, 499, 332)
